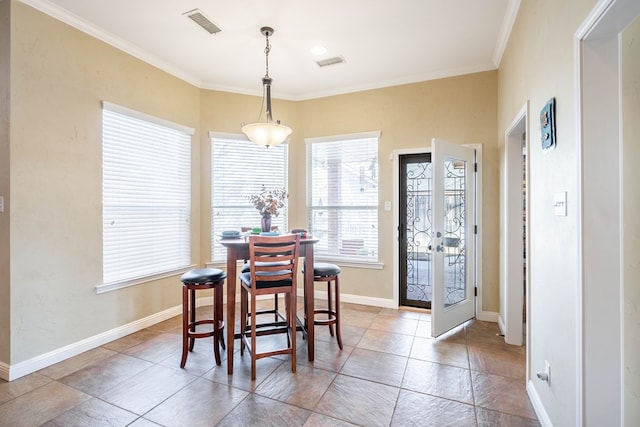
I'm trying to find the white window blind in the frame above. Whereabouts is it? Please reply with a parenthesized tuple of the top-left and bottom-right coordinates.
(102, 103, 192, 290)
(306, 132, 380, 261)
(211, 133, 288, 261)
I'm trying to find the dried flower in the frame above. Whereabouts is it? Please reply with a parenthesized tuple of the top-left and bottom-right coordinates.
(248, 187, 288, 217)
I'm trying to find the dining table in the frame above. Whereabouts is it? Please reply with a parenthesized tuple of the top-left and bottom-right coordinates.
(219, 235, 319, 375)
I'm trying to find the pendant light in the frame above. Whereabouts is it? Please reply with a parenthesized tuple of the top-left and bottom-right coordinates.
(241, 26, 292, 147)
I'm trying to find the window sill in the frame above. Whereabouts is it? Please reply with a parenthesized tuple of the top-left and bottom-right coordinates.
(315, 256, 384, 270)
(96, 265, 196, 294)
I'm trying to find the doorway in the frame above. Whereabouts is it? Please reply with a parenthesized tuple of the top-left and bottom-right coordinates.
(398, 153, 432, 309)
(502, 103, 529, 347)
(577, 1, 640, 423)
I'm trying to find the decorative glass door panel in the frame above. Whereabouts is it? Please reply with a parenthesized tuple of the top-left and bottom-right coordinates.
(399, 154, 432, 308)
(432, 139, 476, 337)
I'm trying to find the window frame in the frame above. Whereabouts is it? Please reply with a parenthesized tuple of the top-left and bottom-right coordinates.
(305, 131, 383, 269)
(209, 131, 289, 263)
(98, 102, 194, 294)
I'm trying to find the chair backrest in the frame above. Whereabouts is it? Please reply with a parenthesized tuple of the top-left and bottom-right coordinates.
(248, 234, 300, 287)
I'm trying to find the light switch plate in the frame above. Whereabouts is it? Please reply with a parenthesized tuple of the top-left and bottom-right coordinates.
(384, 201, 391, 211)
(554, 192, 567, 216)
(0, 196, 4, 213)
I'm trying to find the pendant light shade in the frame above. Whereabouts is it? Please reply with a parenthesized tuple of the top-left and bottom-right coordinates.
(241, 27, 292, 147)
(241, 121, 292, 147)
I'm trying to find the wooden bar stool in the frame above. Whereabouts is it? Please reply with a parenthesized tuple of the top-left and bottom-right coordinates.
(240, 234, 300, 380)
(179, 268, 226, 368)
(311, 263, 343, 349)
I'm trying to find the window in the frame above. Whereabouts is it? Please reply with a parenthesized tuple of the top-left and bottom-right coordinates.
(210, 132, 288, 261)
(101, 102, 193, 292)
(306, 132, 380, 262)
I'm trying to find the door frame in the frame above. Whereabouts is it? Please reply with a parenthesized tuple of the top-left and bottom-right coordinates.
(392, 144, 483, 320)
(501, 102, 529, 348)
(576, 0, 640, 424)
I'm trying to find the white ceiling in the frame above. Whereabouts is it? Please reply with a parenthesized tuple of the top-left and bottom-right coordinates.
(21, 0, 519, 100)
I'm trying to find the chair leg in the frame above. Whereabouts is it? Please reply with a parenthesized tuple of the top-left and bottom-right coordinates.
(289, 288, 296, 373)
(250, 292, 257, 381)
(180, 285, 189, 368)
(240, 287, 247, 355)
(189, 288, 196, 351)
(327, 279, 335, 337)
(334, 275, 343, 350)
(212, 284, 222, 366)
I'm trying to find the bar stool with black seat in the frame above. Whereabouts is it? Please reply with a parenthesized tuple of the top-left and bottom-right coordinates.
(310, 262, 343, 349)
(179, 268, 226, 368)
(240, 234, 300, 380)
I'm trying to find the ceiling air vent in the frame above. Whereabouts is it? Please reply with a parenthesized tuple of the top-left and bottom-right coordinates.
(183, 9, 222, 35)
(316, 56, 346, 67)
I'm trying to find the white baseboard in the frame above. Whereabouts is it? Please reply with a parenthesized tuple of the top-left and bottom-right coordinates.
(527, 379, 553, 427)
(477, 310, 500, 323)
(0, 361, 9, 381)
(308, 289, 397, 309)
(5, 305, 182, 381)
(2, 297, 497, 382)
(498, 314, 507, 335)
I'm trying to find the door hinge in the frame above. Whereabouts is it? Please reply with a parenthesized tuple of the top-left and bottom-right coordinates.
(474, 162, 478, 172)
(474, 287, 477, 297)
(474, 225, 478, 234)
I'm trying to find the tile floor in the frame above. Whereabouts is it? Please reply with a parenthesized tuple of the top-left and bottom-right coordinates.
(0, 300, 539, 426)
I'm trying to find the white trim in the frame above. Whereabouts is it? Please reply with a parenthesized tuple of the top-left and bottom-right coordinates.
(304, 131, 381, 145)
(498, 315, 507, 337)
(527, 380, 553, 427)
(465, 143, 484, 321)
(314, 257, 384, 270)
(5, 304, 183, 381)
(102, 101, 195, 135)
(332, 292, 397, 309)
(0, 362, 9, 382)
(208, 131, 248, 141)
(502, 102, 529, 348)
(96, 265, 195, 294)
(476, 310, 500, 323)
(575, 0, 640, 424)
(493, 0, 522, 67)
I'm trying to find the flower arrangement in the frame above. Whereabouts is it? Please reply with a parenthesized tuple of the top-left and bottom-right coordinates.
(248, 187, 288, 218)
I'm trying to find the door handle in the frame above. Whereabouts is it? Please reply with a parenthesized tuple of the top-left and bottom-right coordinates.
(435, 244, 444, 252)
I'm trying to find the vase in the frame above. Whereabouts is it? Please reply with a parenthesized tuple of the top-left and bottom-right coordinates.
(261, 214, 272, 232)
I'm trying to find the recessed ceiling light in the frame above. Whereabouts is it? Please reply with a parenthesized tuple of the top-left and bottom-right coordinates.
(310, 45, 327, 55)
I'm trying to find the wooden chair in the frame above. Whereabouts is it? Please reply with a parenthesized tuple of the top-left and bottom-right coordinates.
(240, 226, 283, 324)
(239, 234, 300, 380)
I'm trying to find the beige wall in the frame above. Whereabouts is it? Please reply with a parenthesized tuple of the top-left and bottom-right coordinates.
(0, 0, 11, 364)
(200, 72, 499, 304)
(622, 15, 640, 424)
(3, 1, 499, 370)
(497, 0, 597, 424)
(7, 1, 201, 363)
(296, 75, 499, 303)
